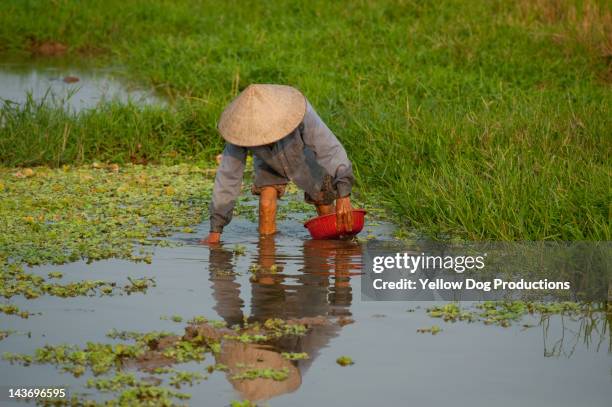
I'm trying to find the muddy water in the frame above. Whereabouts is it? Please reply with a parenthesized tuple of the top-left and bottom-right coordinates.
(0, 58, 164, 111)
(0, 214, 610, 406)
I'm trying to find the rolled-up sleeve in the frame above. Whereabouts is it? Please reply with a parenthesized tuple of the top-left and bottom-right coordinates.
(301, 101, 354, 197)
(209, 143, 247, 232)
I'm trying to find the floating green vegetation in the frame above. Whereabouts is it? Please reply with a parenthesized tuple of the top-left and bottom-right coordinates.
(278, 199, 317, 221)
(0, 260, 153, 303)
(3, 341, 145, 376)
(162, 339, 207, 363)
(123, 277, 156, 294)
(224, 332, 269, 344)
(216, 320, 291, 346)
(85, 372, 191, 406)
(2, 339, 192, 403)
(426, 303, 476, 323)
(248, 264, 261, 275)
(262, 318, 308, 337)
(206, 363, 229, 374)
(232, 367, 290, 381)
(232, 244, 247, 256)
(477, 301, 588, 327)
(0, 164, 214, 314)
(0, 164, 212, 265)
(188, 316, 207, 325)
(105, 329, 175, 343)
(247, 263, 282, 281)
(336, 356, 354, 366)
(209, 320, 228, 329)
(167, 315, 183, 323)
(427, 301, 594, 328)
(0, 303, 33, 318)
(281, 352, 309, 361)
(87, 372, 143, 391)
(4, 316, 316, 405)
(417, 326, 442, 335)
(168, 370, 206, 388)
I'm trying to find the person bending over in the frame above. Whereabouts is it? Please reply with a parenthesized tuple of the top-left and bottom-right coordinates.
(202, 84, 354, 244)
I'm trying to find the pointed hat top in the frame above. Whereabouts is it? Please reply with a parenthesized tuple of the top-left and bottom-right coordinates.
(218, 84, 306, 147)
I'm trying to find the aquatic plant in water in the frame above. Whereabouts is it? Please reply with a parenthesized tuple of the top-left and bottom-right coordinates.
(0, 164, 213, 266)
(0, 164, 214, 313)
(231, 367, 290, 381)
(416, 326, 442, 335)
(281, 352, 309, 360)
(427, 301, 595, 328)
(336, 356, 354, 366)
(3, 316, 311, 405)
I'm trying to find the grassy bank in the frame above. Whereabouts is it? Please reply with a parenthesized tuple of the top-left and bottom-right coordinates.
(0, 0, 610, 240)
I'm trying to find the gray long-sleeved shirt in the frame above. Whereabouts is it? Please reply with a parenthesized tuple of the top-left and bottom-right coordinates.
(209, 101, 353, 232)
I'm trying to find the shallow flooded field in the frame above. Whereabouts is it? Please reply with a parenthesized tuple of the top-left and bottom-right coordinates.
(1, 181, 610, 406)
(0, 58, 164, 112)
(1, 1, 611, 404)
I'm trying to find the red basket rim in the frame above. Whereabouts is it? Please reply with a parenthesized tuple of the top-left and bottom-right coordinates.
(303, 209, 367, 228)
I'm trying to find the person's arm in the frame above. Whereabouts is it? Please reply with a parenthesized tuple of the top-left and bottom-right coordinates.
(301, 101, 355, 231)
(202, 143, 247, 244)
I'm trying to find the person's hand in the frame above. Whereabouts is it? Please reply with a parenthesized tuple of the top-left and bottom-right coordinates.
(335, 196, 353, 233)
(200, 232, 221, 245)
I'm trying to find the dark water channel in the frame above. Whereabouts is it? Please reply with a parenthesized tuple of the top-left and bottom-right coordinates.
(1, 212, 610, 406)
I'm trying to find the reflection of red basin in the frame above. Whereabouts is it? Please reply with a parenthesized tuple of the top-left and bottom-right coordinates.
(304, 209, 367, 240)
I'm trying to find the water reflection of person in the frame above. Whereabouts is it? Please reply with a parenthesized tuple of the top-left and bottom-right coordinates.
(207, 236, 361, 402)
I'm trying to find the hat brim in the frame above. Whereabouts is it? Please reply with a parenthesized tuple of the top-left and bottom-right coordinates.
(218, 84, 307, 147)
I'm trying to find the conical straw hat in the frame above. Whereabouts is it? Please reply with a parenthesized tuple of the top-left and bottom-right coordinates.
(218, 84, 307, 147)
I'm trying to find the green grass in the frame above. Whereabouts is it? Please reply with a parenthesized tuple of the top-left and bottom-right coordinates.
(0, 0, 610, 240)
(0, 98, 220, 166)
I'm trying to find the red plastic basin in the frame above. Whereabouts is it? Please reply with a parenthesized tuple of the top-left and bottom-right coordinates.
(304, 209, 367, 240)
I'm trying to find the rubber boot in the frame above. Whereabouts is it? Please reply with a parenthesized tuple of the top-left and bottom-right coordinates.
(259, 186, 278, 235)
